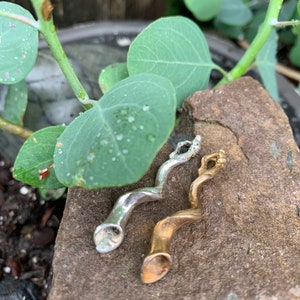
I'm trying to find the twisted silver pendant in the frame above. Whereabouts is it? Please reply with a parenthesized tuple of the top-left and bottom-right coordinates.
(93, 135, 202, 254)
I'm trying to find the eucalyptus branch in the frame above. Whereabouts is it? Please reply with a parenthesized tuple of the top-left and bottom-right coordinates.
(30, 0, 93, 110)
(0, 117, 33, 140)
(217, 0, 284, 86)
(0, 10, 39, 29)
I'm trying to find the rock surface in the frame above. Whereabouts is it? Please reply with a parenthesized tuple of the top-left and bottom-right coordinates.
(49, 77, 300, 299)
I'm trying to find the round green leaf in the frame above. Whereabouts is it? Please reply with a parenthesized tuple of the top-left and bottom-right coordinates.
(184, 0, 222, 21)
(54, 73, 176, 189)
(3, 80, 28, 126)
(38, 187, 66, 201)
(127, 16, 215, 107)
(244, 9, 266, 42)
(278, 0, 297, 21)
(255, 30, 279, 100)
(292, 24, 300, 36)
(13, 126, 65, 189)
(216, 0, 253, 26)
(213, 19, 244, 39)
(290, 38, 300, 67)
(0, 2, 38, 84)
(98, 62, 128, 94)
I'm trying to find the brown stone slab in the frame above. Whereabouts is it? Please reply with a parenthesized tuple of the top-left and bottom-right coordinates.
(49, 77, 300, 299)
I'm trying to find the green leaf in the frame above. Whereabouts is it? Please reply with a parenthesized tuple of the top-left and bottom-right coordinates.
(289, 38, 300, 67)
(292, 22, 300, 36)
(291, 7, 300, 36)
(0, 2, 38, 84)
(297, 0, 300, 14)
(278, 0, 297, 21)
(38, 187, 66, 201)
(54, 73, 176, 189)
(127, 16, 215, 107)
(216, 0, 253, 26)
(98, 62, 128, 94)
(213, 19, 244, 39)
(184, 0, 222, 21)
(255, 30, 279, 100)
(245, 9, 266, 42)
(13, 126, 65, 189)
(2, 80, 27, 126)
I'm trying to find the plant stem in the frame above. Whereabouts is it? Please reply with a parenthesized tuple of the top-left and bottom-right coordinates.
(30, 0, 94, 110)
(273, 20, 300, 27)
(0, 11, 39, 29)
(214, 64, 230, 79)
(217, 0, 284, 86)
(0, 117, 33, 139)
(238, 39, 300, 82)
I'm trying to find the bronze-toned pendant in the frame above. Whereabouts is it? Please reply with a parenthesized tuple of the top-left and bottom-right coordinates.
(141, 150, 226, 284)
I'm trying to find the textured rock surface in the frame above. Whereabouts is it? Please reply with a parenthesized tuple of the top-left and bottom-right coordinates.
(49, 77, 300, 299)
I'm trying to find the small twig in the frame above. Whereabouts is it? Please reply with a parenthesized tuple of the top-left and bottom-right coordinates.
(275, 64, 300, 83)
(0, 117, 33, 139)
(272, 20, 300, 28)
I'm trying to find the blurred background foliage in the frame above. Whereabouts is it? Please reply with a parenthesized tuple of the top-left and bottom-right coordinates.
(9, 0, 300, 82)
(167, 0, 300, 70)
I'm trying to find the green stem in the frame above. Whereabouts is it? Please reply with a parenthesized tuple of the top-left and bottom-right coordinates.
(217, 0, 284, 86)
(0, 117, 33, 139)
(0, 11, 39, 29)
(214, 64, 229, 80)
(30, 0, 94, 110)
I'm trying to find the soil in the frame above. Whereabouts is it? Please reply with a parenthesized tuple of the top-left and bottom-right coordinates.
(0, 155, 66, 300)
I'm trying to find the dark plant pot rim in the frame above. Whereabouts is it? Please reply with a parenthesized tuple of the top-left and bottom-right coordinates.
(45, 21, 300, 115)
